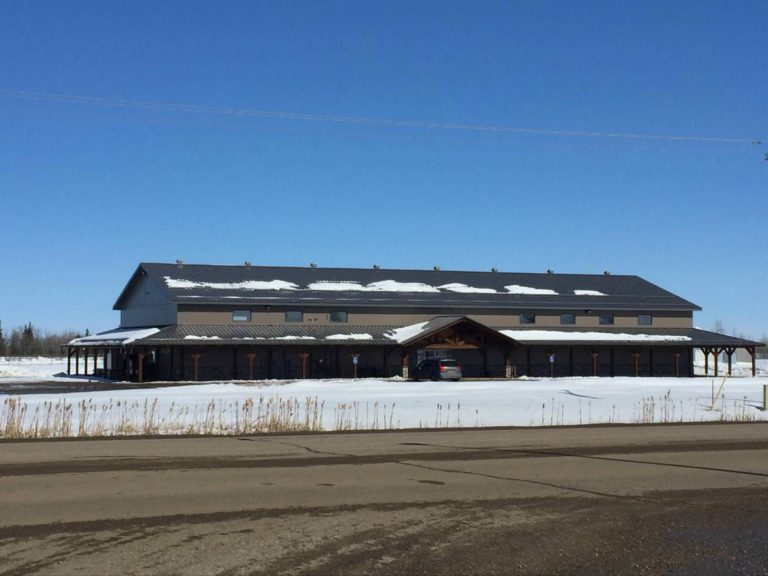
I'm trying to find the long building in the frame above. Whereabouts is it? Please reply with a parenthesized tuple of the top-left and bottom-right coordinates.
(67, 262, 762, 381)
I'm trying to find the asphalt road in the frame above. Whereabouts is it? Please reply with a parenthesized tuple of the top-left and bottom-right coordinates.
(1, 423, 767, 575)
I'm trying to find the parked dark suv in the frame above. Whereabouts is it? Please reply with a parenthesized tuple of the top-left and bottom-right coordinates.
(413, 358, 462, 381)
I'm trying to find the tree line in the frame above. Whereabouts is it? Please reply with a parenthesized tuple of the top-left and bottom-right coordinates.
(0, 323, 87, 357)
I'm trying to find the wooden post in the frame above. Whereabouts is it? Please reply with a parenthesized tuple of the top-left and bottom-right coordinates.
(382, 349, 388, 378)
(401, 349, 409, 379)
(568, 347, 574, 377)
(549, 350, 554, 378)
(84, 348, 89, 375)
(633, 352, 640, 377)
(138, 350, 145, 383)
(67, 349, 72, 375)
(247, 352, 256, 380)
(505, 348, 512, 379)
(180, 349, 185, 381)
(747, 346, 756, 377)
(674, 350, 680, 377)
(725, 347, 735, 376)
(649, 348, 654, 377)
(703, 348, 709, 376)
(352, 353, 359, 379)
(591, 351, 598, 377)
(169, 347, 175, 381)
(191, 352, 201, 381)
(299, 351, 309, 379)
(525, 347, 531, 376)
(714, 348, 719, 376)
(267, 348, 273, 379)
(609, 348, 615, 377)
(232, 347, 239, 380)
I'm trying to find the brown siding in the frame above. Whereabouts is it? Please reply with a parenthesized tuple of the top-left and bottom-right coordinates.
(177, 305, 692, 329)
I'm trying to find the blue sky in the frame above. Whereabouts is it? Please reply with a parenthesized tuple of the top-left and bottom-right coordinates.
(0, 0, 766, 337)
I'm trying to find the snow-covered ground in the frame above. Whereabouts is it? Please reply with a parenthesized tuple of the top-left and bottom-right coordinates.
(1, 355, 767, 437)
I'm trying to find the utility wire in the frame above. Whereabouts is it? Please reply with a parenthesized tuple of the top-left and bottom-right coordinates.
(0, 89, 762, 145)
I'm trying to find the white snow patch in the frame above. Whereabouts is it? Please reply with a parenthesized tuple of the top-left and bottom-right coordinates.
(438, 283, 497, 294)
(384, 321, 430, 343)
(273, 336, 316, 340)
(500, 330, 692, 342)
(307, 280, 440, 293)
(325, 334, 374, 341)
(183, 335, 221, 340)
(504, 285, 558, 295)
(69, 327, 160, 346)
(165, 277, 298, 291)
(574, 289, 606, 296)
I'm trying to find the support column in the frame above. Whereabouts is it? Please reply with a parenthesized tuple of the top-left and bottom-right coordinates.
(568, 347, 574, 377)
(169, 347, 175, 381)
(75, 349, 80, 375)
(232, 347, 239, 380)
(525, 347, 531, 376)
(504, 348, 512, 379)
(649, 348, 654, 377)
(180, 349, 185, 380)
(714, 348, 720, 376)
(84, 348, 89, 375)
(299, 351, 309, 379)
(609, 348, 615, 378)
(703, 347, 710, 375)
(633, 352, 640, 377)
(674, 350, 680, 377)
(351, 352, 359, 379)
(191, 352, 201, 381)
(401, 349, 409, 379)
(246, 352, 256, 380)
(138, 350, 145, 383)
(725, 347, 735, 376)
(335, 348, 341, 378)
(382, 349, 388, 378)
(591, 351, 598, 377)
(67, 348, 72, 375)
(747, 346, 756, 377)
(267, 348, 273, 379)
(549, 349, 554, 378)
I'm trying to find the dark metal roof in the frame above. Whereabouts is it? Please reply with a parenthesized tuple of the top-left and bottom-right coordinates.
(492, 327, 764, 347)
(115, 262, 701, 312)
(137, 324, 401, 346)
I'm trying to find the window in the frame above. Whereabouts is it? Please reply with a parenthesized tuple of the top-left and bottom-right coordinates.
(599, 314, 614, 325)
(232, 310, 251, 322)
(560, 313, 576, 325)
(330, 311, 348, 323)
(519, 313, 536, 325)
(285, 311, 303, 323)
(638, 314, 653, 326)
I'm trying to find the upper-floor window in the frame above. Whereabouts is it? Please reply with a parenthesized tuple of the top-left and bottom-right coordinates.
(560, 313, 576, 325)
(519, 313, 536, 325)
(638, 314, 653, 326)
(285, 311, 303, 323)
(330, 311, 348, 323)
(599, 314, 614, 325)
(232, 310, 251, 322)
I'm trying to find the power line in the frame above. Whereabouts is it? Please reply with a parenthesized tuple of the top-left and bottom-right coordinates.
(0, 89, 762, 145)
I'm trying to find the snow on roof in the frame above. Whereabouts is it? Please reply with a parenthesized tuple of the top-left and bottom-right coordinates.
(574, 289, 607, 296)
(273, 335, 317, 340)
(69, 327, 161, 346)
(500, 330, 691, 342)
(307, 280, 440, 293)
(438, 283, 498, 294)
(183, 335, 221, 340)
(504, 285, 558, 295)
(384, 321, 430, 343)
(164, 277, 298, 291)
(325, 333, 374, 340)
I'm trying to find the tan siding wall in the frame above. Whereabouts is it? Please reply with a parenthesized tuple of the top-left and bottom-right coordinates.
(177, 307, 692, 328)
(120, 275, 176, 328)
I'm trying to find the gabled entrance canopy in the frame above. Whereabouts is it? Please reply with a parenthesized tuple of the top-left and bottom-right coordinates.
(396, 316, 519, 349)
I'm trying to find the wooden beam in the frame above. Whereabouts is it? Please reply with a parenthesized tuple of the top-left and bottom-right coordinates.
(747, 346, 756, 377)
(191, 352, 201, 382)
(246, 352, 256, 380)
(84, 348, 89, 375)
(138, 350, 145, 383)
(299, 351, 309, 379)
(67, 348, 72, 375)
(591, 351, 598, 377)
